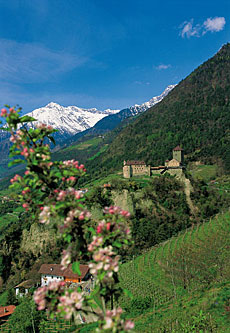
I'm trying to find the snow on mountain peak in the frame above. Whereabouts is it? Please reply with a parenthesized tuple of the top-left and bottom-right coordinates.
(25, 103, 120, 136)
(129, 85, 176, 115)
(21, 85, 176, 141)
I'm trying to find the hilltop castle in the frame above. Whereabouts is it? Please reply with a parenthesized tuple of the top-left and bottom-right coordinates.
(123, 146, 184, 178)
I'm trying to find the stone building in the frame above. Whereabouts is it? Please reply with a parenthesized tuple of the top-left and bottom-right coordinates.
(123, 160, 151, 178)
(172, 145, 184, 164)
(123, 146, 184, 178)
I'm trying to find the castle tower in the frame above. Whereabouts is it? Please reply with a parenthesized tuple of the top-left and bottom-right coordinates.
(123, 161, 131, 178)
(173, 146, 184, 164)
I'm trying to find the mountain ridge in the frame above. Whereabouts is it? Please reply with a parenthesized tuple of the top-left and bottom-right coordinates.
(85, 43, 230, 178)
(64, 85, 176, 146)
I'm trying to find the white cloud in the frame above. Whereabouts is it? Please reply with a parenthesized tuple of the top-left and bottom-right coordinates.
(180, 19, 200, 38)
(180, 17, 226, 38)
(0, 39, 87, 83)
(203, 17, 226, 33)
(156, 64, 171, 70)
(134, 81, 152, 85)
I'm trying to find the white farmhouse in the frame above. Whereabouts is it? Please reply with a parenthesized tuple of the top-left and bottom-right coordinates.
(39, 263, 90, 287)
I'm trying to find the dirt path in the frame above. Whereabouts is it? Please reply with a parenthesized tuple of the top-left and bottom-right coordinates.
(182, 176, 198, 215)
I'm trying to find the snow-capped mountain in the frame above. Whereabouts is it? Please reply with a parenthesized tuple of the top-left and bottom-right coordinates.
(26, 102, 120, 136)
(0, 84, 176, 177)
(66, 85, 177, 145)
(128, 84, 176, 115)
(24, 85, 176, 137)
(13, 85, 176, 144)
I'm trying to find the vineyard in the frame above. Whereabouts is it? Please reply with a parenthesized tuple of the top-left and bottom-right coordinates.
(118, 212, 230, 332)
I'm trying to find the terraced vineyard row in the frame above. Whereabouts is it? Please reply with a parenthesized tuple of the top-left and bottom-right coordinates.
(119, 212, 230, 309)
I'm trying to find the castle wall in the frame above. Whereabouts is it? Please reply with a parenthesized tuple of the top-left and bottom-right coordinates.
(167, 159, 180, 167)
(151, 169, 164, 175)
(167, 168, 183, 177)
(132, 165, 150, 176)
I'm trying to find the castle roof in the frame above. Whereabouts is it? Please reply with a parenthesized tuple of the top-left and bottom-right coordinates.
(173, 145, 183, 151)
(125, 160, 146, 166)
(38, 264, 89, 279)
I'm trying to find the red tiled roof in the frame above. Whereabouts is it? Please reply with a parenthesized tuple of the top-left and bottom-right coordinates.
(38, 264, 89, 279)
(0, 305, 16, 318)
(173, 145, 183, 151)
(126, 160, 146, 166)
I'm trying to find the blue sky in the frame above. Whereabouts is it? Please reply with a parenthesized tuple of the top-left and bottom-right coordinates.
(0, 0, 229, 113)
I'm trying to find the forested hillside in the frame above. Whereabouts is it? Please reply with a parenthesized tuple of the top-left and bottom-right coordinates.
(86, 43, 230, 178)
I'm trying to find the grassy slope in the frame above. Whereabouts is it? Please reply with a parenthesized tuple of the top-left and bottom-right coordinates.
(118, 212, 230, 332)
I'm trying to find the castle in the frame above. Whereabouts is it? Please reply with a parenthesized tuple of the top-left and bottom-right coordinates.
(123, 146, 184, 178)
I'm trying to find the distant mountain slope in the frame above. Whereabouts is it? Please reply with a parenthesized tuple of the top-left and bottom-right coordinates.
(0, 86, 175, 178)
(86, 43, 230, 177)
(66, 85, 176, 145)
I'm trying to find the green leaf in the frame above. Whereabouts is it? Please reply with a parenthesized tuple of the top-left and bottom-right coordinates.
(64, 234, 72, 243)
(8, 159, 25, 167)
(123, 288, 133, 299)
(113, 241, 122, 248)
(88, 227, 96, 235)
(72, 261, 81, 275)
(0, 127, 10, 131)
(20, 116, 37, 122)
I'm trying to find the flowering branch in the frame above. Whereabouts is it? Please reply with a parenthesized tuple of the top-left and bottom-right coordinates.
(1, 105, 134, 332)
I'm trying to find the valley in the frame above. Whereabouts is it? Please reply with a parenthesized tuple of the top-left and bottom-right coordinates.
(0, 43, 230, 332)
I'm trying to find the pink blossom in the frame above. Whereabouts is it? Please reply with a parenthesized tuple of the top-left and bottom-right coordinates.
(39, 206, 51, 224)
(67, 176, 76, 182)
(61, 249, 71, 270)
(78, 212, 85, 220)
(88, 236, 103, 252)
(97, 225, 103, 234)
(34, 286, 47, 310)
(10, 135, 17, 143)
(10, 174, 22, 183)
(16, 129, 23, 137)
(22, 188, 30, 195)
(89, 246, 119, 279)
(22, 203, 29, 211)
(21, 147, 29, 157)
(0, 108, 7, 117)
(121, 210, 131, 218)
(124, 320, 135, 330)
(74, 191, 82, 200)
(57, 190, 66, 201)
